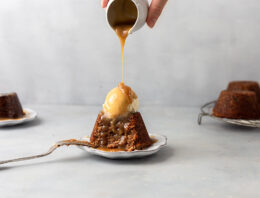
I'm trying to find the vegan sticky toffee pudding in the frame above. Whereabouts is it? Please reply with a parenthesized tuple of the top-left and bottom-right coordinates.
(0, 93, 25, 120)
(89, 0, 153, 151)
(90, 83, 153, 151)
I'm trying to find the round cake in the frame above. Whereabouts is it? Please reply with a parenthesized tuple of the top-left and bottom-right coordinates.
(0, 93, 25, 119)
(227, 81, 260, 103)
(213, 90, 260, 119)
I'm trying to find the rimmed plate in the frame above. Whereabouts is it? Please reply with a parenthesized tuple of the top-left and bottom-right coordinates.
(0, 108, 37, 127)
(79, 133, 167, 159)
(198, 101, 260, 127)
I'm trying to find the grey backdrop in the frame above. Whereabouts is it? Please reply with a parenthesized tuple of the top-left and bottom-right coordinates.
(0, 0, 259, 106)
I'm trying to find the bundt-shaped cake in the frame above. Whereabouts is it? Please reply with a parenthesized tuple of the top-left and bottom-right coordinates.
(227, 81, 260, 103)
(90, 111, 152, 151)
(0, 93, 24, 119)
(213, 90, 260, 119)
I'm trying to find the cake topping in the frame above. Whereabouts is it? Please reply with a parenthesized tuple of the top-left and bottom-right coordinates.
(103, 82, 139, 118)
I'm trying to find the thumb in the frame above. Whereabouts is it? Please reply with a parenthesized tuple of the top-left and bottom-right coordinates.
(101, 0, 109, 8)
(147, 0, 168, 28)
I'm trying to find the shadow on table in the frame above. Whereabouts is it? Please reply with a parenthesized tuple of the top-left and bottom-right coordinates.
(0, 146, 174, 171)
(217, 123, 260, 133)
(0, 118, 43, 130)
(86, 146, 174, 165)
(199, 117, 260, 133)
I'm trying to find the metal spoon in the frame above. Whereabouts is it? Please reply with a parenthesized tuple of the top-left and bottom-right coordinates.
(0, 139, 95, 165)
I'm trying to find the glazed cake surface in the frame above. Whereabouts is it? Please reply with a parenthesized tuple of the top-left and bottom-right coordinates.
(0, 92, 24, 119)
(213, 90, 260, 119)
(90, 111, 153, 151)
(227, 81, 260, 103)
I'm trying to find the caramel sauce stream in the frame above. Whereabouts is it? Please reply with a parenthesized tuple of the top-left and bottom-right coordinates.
(114, 25, 132, 83)
(109, 0, 137, 82)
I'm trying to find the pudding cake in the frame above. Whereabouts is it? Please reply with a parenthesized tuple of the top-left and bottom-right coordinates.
(90, 82, 153, 151)
(0, 92, 25, 119)
(227, 81, 260, 103)
(213, 90, 260, 119)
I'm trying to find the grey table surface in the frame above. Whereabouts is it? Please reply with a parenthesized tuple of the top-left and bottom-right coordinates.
(0, 105, 260, 198)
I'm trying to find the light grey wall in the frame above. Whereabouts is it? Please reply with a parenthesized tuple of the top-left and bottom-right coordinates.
(0, 0, 260, 106)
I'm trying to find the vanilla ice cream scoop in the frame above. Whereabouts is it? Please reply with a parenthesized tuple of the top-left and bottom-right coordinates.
(103, 82, 139, 118)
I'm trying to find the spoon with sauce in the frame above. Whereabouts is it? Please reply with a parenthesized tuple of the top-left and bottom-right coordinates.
(0, 139, 95, 165)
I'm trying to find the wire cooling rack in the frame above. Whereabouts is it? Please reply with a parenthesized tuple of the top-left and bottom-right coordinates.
(198, 100, 260, 128)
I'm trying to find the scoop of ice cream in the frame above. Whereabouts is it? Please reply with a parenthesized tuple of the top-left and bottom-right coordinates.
(103, 82, 139, 118)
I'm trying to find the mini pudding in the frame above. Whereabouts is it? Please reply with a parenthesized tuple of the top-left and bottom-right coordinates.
(212, 81, 260, 119)
(213, 90, 260, 119)
(227, 81, 260, 103)
(0, 93, 25, 119)
(90, 83, 152, 151)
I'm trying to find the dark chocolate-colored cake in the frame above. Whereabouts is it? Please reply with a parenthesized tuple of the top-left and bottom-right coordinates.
(227, 81, 260, 103)
(0, 93, 25, 119)
(213, 90, 260, 119)
(90, 111, 153, 151)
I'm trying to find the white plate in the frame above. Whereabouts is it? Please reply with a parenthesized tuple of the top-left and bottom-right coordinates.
(79, 133, 167, 159)
(0, 108, 37, 127)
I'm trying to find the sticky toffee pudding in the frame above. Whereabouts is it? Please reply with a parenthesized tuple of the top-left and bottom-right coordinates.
(90, 0, 152, 151)
(0, 93, 25, 119)
(90, 83, 153, 151)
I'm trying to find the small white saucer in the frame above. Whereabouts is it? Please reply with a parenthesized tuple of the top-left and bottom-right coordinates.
(79, 133, 167, 159)
(0, 108, 37, 127)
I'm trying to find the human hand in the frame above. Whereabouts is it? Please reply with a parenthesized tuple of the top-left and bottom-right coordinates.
(101, 0, 168, 28)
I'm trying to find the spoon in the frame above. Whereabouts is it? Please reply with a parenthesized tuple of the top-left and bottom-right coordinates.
(0, 139, 95, 165)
